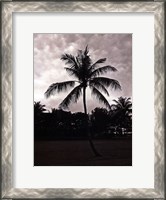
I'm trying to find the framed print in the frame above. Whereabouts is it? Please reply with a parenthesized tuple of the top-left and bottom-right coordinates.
(0, 0, 165, 199)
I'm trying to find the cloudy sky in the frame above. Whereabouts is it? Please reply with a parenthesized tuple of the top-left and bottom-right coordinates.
(34, 34, 132, 113)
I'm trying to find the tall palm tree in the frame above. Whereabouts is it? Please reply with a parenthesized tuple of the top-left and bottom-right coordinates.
(45, 46, 121, 156)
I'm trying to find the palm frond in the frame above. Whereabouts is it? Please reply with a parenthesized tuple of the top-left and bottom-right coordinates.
(90, 86, 111, 109)
(94, 58, 107, 65)
(65, 67, 79, 78)
(90, 65, 117, 77)
(59, 84, 82, 109)
(91, 77, 121, 90)
(83, 55, 91, 68)
(113, 99, 120, 104)
(89, 80, 109, 96)
(45, 81, 75, 98)
(126, 103, 132, 109)
(84, 45, 89, 56)
(76, 47, 92, 69)
(112, 99, 123, 108)
(61, 54, 78, 69)
(89, 58, 106, 70)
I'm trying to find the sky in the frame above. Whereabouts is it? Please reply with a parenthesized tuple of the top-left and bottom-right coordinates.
(34, 33, 132, 113)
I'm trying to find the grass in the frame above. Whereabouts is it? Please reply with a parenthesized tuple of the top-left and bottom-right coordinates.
(34, 137, 132, 166)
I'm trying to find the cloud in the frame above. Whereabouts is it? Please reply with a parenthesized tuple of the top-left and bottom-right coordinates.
(34, 33, 132, 112)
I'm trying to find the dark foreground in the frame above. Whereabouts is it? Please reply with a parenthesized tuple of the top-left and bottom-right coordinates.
(34, 137, 132, 166)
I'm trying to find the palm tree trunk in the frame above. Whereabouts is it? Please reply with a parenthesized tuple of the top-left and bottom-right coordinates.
(83, 87, 101, 157)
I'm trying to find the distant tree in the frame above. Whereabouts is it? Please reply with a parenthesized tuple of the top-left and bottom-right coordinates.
(45, 46, 121, 156)
(110, 97, 132, 128)
(111, 97, 132, 116)
(34, 102, 47, 138)
(34, 101, 46, 117)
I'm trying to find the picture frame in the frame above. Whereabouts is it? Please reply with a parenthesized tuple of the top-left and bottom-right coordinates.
(0, 0, 165, 199)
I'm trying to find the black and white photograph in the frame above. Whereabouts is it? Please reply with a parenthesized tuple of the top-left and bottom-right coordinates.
(34, 33, 132, 166)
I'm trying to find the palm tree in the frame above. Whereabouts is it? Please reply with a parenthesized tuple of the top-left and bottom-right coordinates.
(34, 101, 46, 116)
(34, 101, 46, 127)
(111, 97, 132, 115)
(45, 46, 121, 156)
(110, 97, 132, 129)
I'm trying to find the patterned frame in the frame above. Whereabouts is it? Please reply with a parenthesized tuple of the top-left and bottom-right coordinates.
(1, 1, 165, 199)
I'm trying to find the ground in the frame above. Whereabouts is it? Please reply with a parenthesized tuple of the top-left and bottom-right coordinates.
(34, 137, 132, 166)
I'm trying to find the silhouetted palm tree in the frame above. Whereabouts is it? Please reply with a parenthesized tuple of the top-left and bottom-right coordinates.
(34, 101, 46, 128)
(111, 97, 132, 116)
(45, 46, 121, 156)
(34, 101, 46, 116)
(111, 97, 132, 128)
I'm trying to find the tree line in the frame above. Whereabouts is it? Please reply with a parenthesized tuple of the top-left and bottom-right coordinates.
(34, 96, 132, 140)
